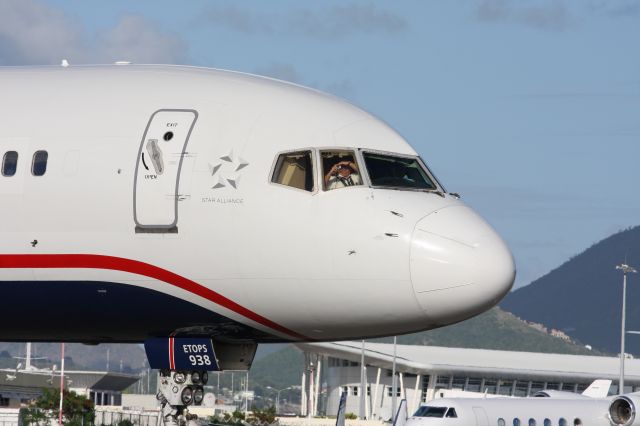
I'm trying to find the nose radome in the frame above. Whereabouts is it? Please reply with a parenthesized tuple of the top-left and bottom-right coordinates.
(410, 205, 515, 325)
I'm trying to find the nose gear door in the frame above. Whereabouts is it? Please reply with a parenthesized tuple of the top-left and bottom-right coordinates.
(134, 109, 197, 233)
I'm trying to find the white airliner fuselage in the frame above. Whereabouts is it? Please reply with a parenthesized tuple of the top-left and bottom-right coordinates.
(0, 65, 515, 346)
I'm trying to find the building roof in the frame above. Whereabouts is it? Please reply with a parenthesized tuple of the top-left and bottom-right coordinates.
(296, 342, 640, 382)
(0, 369, 138, 393)
(66, 371, 139, 391)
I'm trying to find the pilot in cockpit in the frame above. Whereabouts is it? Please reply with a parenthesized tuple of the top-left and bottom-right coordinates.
(324, 157, 362, 190)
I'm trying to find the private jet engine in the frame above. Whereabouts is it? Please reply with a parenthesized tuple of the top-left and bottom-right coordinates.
(610, 395, 640, 426)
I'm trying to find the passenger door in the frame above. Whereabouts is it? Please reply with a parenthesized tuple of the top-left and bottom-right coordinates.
(473, 407, 489, 426)
(133, 109, 197, 232)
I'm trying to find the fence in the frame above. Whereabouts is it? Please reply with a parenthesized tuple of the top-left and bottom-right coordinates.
(94, 409, 160, 426)
(0, 408, 21, 426)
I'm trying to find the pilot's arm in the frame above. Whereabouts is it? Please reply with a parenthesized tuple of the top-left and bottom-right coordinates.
(324, 163, 340, 185)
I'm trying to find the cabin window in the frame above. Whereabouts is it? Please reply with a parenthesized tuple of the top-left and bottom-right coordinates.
(445, 408, 457, 418)
(498, 419, 506, 426)
(544, 419, 551, 426)
(31, 150, 48, 176)
(514, 419, 521, 426)
(413, 406, 447, 418)
(271, 150, 314, 192)
(529, 419, 537, 426)
(573, 419, 581, 426)
(321, 150, 362, 190)
(559, 419, 567, 426)
(362, 152, 436, 190)
(2, 151, 18, 177)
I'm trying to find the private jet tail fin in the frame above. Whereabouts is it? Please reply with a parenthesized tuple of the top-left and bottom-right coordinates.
(393, 399, 408, 426)
(336, 391, 347, 426)
(582, 379, 612, 398)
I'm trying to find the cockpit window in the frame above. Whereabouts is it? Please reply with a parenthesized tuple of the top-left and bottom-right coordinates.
(271, 150, 314, 192)
(322, 150, 362, 190)
(446, 408, 458, 418)
(362, 152, 436, 190)
(413, 406, 447, 418)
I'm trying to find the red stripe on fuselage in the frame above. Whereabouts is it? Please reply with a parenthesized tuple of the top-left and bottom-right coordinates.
(0, 254, 307, 340)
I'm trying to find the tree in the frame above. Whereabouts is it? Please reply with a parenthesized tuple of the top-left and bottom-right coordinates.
(23, 388, 94, 426)
(248, 406, 276, 424)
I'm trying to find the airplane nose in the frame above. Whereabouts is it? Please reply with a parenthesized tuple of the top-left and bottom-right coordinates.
(410, 205, 515, 325)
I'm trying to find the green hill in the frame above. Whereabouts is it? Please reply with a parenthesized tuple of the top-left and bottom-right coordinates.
(248, 306, 604, 402)
(373, 307, 602, 355)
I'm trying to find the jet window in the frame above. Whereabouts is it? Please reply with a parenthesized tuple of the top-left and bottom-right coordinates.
(271, 150, 314, 192)
(413, 406, 447, 418)
(31, 150, 48, 176)
(573, 419, 581, 426)
(363, 152, 436, 190)
(2, 151, 18, 177)
(514, 419, 521, 426)
(529, 419, 537, 426)
(559, 419, 567, 426)
(498, 419, 506, 426)
(445, 408, 457, 418)
(321, 150, 362, 190)
(544, 419, 551, 426)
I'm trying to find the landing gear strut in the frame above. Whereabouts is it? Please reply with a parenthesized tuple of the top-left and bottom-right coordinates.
(156, 370, 208, 426)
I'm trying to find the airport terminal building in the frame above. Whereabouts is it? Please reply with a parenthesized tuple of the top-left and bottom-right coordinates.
(296, 342, 640, 420)
(0, 369, 139, 408)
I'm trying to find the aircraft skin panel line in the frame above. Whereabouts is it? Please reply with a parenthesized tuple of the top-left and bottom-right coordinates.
(0, 253, 308, 340)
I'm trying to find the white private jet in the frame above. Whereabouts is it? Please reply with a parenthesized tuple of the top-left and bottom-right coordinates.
(404, 380, 640, 426)
(0, 64, 514, 374)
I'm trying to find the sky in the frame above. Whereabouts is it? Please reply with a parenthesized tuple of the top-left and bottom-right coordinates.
(2, 0, 639, 288)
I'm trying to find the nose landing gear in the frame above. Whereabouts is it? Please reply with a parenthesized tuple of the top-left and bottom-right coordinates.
(156, 370, 208, 426)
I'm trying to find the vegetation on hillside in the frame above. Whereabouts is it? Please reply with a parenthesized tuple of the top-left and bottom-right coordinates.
(502, 225, 640, 354)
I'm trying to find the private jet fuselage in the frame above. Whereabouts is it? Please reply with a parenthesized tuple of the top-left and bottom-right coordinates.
(0, 65, 515, 344)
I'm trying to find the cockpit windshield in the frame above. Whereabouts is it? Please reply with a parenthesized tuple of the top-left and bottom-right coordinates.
(362, 152, 437, 191)
(413, 406, 448, 418)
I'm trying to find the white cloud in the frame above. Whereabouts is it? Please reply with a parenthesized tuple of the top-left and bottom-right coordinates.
(96, 15, 187, 64)
(475, 0, 571, 31)
(0, 0, 186, 66)
(201, 3, 408, 39)
(0, 0, 84, 65)
(589, 0, 640, 17)
(253, 62, 356, 100)
(254, 63, 302, 84)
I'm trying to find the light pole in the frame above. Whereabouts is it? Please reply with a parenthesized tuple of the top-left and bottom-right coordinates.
(391, 336, 397, 421)
(267, 386, 295, 414)
(617, 263, 637, 395)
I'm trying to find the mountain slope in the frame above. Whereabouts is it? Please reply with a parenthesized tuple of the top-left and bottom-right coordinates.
(373, 307, 599, 355)
(249, 306, 600, 393)
(501, 226, 640, 354)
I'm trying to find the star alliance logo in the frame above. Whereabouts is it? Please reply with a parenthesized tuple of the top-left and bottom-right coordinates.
(208, 150, 249, 190)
